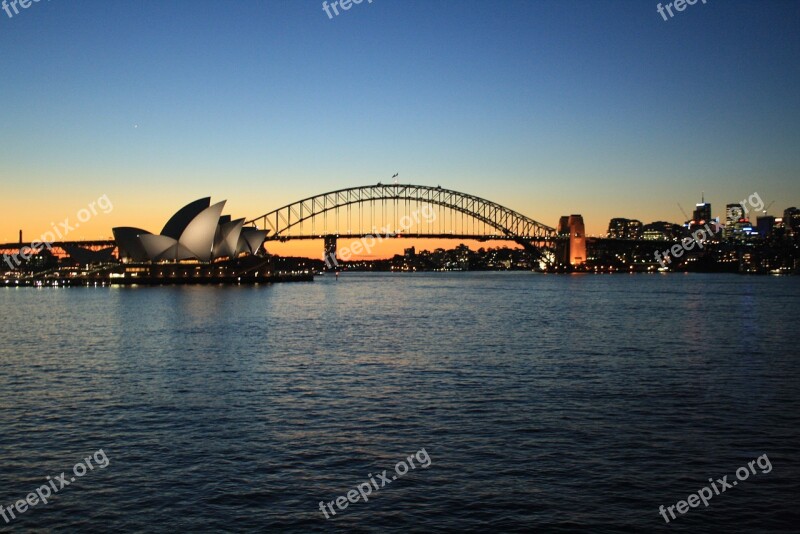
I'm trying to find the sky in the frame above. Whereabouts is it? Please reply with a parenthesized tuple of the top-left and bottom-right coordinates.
(1, 0, 799, 259)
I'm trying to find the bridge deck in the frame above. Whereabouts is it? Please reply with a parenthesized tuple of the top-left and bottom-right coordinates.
(265, 233, 558, 241)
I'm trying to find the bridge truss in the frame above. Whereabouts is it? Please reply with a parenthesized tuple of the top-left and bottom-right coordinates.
(246, 184, 556, 246)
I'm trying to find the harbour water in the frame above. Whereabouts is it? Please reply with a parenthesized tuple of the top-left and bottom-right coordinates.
(1, 273, 798, 532)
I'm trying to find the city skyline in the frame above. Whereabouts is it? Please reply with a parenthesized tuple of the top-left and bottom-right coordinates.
(1, 0, 799, 256)
(4, 184, 797, 261)
(1, 185, 794, 260)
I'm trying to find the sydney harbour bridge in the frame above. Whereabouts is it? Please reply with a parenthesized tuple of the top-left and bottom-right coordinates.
(2, 184, 572, 264)
(245, 183, 558, 259)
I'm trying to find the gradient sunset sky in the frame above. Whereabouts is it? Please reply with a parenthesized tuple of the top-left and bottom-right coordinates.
(1, 0, 798, 259)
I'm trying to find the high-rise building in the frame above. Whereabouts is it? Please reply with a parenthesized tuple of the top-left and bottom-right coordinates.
(726, 203, 745, 225)
(724, 203, 746, 240)
(607, 218, 643, 239)
(784, 207, 800, 235)
(693, 200, 711, 223)
(732, 219, 757, 242)
(756, 215, 775, 238)
(688, 194, 712, 231)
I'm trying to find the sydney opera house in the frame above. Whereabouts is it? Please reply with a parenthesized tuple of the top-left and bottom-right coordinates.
(101, 198, 295, 285)
(113, 198, 268, 263)
(2, 198, 312, 286)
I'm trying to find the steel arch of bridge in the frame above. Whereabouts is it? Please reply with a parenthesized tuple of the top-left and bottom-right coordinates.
(246, 184, 556, 242)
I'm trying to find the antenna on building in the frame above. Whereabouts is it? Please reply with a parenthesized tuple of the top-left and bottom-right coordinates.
(701, 191, 705, 203)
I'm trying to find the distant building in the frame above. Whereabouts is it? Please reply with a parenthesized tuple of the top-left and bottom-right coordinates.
(607, 218, 643, 239)
(724, 203, 745, 239)
(756, 215, 775, 238)
(732, 219, 758, 242)
(726, 203, 744, 225)
(723, 202, 758, 241)
(642, 221, 685, 241)
(692, 198, 712, 225)
(683, 195, 714, 233)
(784, 207, 800, 235)
(62, 244, 116, 266)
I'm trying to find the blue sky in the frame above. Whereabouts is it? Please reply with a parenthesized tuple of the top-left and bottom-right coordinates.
(1, 0, 798, 247)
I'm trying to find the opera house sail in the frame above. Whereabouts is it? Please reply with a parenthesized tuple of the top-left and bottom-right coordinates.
(113, 198, 268, 263)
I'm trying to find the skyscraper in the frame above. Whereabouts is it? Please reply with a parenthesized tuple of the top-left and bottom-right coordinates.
(784, 207, 800, 235)
(692, 194, 712, 224)
(687, 194, 714, 233)
(725, 203, 746, 239)
(756, 215, 775, 238)
(726, 203, 745, 225)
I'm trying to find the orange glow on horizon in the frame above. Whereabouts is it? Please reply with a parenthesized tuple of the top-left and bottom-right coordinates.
(267, 238, 522, 260)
